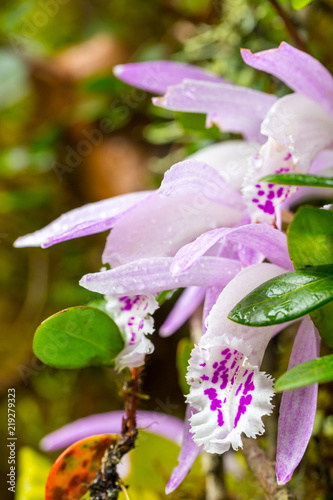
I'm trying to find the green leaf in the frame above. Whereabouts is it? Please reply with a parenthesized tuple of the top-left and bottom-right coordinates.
(176, 338, 193, 394)
(288, 207, 333, 349)
(275, 354, 333, 391)
(291, 0, 314, 10)
(260, 173, 333, 188)
(33, 306, 124, 369)
(228, 265, 333, 326)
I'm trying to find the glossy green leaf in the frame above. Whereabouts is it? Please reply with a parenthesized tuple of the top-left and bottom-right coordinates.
(275, 354, 333, 391)
(260, 173, 333, 188)
(176, 338, 193, 394)
(33, 306, 124, 368)
(228, 265, 333, 326)
(291, 0, 314, 9)
(288, 207, 333, 349)
(288, 207, 333, 268)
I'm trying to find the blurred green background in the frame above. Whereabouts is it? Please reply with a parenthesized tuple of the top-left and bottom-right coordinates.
(1, 0, 333, 498)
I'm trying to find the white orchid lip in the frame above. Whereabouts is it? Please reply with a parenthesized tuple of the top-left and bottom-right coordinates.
(186, 336, 274, 454)
(105, 294, 159, 371)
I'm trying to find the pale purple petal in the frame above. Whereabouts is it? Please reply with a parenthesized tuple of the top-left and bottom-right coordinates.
(102, 162, 243, 266)
(14, 191, 152, 249)
(165, 406, 201, 494)
(189, 141, 260, 192)
(80, 256, 243, 296)
(171, 224, 292, 275)
(114, 61, 223, 94)
(159, 286, 206, 337)
(159, 159, 244, 210)
(241, 42, 333, 114)
(153, 79, 277, 141)
(310, 148, 333, 173)
(276, 316, 320, 485)
(40, 410, 184, 451)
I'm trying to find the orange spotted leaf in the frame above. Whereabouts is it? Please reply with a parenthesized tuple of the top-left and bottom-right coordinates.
(45, 434, 119, 500)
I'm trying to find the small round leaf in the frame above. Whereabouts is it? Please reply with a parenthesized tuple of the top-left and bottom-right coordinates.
(33, 306, 124, 368)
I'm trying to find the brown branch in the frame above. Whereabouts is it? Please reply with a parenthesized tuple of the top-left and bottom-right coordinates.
(88, 368, 142, 500)
(242, 437, 297, 500)
(268, 0, 309, 53)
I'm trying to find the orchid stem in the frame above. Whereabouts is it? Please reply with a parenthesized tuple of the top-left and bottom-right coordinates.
(202, 452, 226, 500)
(88, 368, 142, 499)
(242, 437, 297, 500)
(267, 0, 309, 53)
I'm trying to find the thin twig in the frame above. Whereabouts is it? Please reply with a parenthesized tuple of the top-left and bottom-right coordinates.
(268, 0, 309, 53)
(242, 437, 297, 500)
(88, 368, 142, 500)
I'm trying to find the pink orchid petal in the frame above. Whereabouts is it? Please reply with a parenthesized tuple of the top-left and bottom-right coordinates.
(165, 406, 201, 494)
(102, 161, 243, 267)
(276, 316, 321, 485)
(153, 79, 277, 141)
(80, 256, 243, 296)
(158, 159, 244, 209)
(188, 141, 260, 192)
(40, 410, 184, 451)
(310, 148, 333, 174)
(241, 42, 333, 114)
(172, 224, 292, 275)
(14, 191, 152, 249)
(187, 263, 286, 455)
(114, 61, 222, 94)
(159, 286, 206, 337)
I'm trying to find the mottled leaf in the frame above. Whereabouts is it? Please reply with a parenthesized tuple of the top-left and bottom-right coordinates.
(46, 434, 119, 500)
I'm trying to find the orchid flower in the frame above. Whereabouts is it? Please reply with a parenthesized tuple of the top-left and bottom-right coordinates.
(114, 42, 333, 224)
(167, 263, 320, 492)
